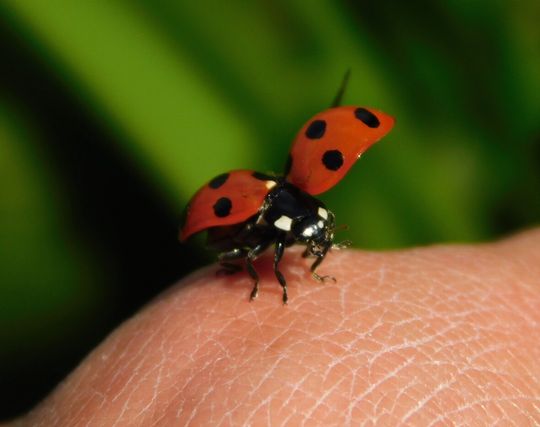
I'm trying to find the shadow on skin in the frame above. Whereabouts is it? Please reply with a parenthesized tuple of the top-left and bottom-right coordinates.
(11, 229, 540, 426)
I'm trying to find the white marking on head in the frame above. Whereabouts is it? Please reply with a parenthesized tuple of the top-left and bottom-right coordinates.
(302, 227, 314, 237)
(265, 180, 277, 190)
(318, 207, 328, 220)
(274, 215, 292, 231)
(318, 220, 324, 228)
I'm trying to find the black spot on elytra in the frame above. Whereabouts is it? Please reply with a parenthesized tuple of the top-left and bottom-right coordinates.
(252, 171, 274, 181)
(322, 150, 344, 171)
(208, 173, 229, 189)
(213, 197, 232, 217)
(284, 154, 293, 176)
(354, 108, 380, 128)
(305, 120, 326, 139)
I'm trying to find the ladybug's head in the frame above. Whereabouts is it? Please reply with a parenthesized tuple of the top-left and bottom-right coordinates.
(291, 207, 335, 248)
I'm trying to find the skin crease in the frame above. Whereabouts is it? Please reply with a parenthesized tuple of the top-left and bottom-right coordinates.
(9, 229, 540, 426)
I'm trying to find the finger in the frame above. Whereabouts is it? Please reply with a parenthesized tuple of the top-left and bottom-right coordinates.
(20, 229, 540, 426)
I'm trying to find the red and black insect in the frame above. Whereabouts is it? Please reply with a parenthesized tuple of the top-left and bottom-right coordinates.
(180, 76, 394, 303)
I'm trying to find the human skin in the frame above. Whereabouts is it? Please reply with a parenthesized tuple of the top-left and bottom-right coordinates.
(11, 229, 540, 426)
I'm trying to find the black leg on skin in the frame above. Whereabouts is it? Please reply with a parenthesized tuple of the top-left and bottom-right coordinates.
(273, 234, 288, 304)
(246, 242, 270, 301)
(310, 245, 336, 283)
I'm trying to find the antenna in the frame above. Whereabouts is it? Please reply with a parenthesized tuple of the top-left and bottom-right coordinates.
(330, 69, 351, 108)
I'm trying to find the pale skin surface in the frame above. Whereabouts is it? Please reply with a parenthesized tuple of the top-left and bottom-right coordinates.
(10, 228, 540, 426)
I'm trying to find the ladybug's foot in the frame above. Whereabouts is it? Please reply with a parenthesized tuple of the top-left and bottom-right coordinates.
(312, 272, 336, 283)
(249, 283, 259, 301)
(246, 251, 261, 302)
(281, 288, 288, 305)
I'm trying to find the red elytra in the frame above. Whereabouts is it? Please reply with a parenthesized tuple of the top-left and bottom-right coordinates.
(180, 170, 277, 241)
(286, 106, 395, 195)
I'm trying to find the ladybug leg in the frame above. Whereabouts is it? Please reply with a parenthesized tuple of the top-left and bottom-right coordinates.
(273, 234, 288, 304)
(217, 248, 246, 276)
(310, 245, 336, 284)
(246, 242, 271, 301)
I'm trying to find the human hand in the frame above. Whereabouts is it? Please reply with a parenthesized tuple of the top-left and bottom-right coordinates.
(16, 229, 540, 426)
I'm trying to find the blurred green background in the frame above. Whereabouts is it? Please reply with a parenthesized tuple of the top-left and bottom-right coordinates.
(1, 0, 539, 419)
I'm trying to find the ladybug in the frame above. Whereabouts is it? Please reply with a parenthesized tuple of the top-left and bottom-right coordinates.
(180, 77, 394, 303)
